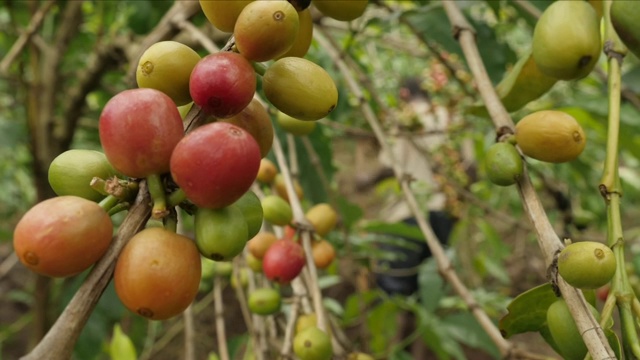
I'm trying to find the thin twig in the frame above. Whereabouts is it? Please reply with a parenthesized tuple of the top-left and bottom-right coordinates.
(0, 0, 55, 74)
(183, 304, 196, 360)
(0, 253, 19, 281)
(280, 295, 301, 359)
(173, 18, 220, 54)
(231, 259, 262, 359)
(511, 0, 542, 19)
(214, 276, 230, 360)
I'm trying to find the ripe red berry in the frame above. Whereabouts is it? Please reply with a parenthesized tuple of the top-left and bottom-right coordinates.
(170, 122, 261, 209)
(262, 239, 305, 284)
(189, 52, 256, 118)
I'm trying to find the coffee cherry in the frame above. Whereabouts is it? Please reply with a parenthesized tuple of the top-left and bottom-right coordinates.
(114, 227, 201, 320)
(13, 196, 113, 277)
(277, 111, 316, 136)
(263, 57, 338, 121)
(233, 190, 264, 239)
(256, 158, 278, 184)
(248, 288, 282, 315)
(48, 149, 118, 201)
(558, 241, 616, 289)
(261, 195, 293, 226)
(263, 239, 305, 284)
(547, 298, 600, 360)
(136, 41, 201, 106)
(313, 0, 368, 22)
(195, 206, 249, 261)
(277, 8, 313, 58)
(293, 327, 333, 360)
(248, 232, 279, 260)
(305, 203, 337, 237)
(170, 122, 261, 209)
(220, 98, 274, 158)
(311, 239, 336, 269)
(484, 142, 523, 186)
(99, 88, 184, 178)
(199, 0, 252, 33)
(515, 110, 586, 163)
(234, 0, 299, 61)
(532, 1, 601, 80)
(189, 52, 256, 118)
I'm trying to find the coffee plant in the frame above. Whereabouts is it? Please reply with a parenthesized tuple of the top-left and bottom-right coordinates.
(2, 1, 640, 359)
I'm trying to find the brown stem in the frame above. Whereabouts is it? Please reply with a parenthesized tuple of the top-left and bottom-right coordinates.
(231, 259, 262, 359)
(440, 2, 615, 358)
(58, 37, 128, 151)
(0, 253, 18, 281)
(511, 0, 542, 18)
(213, 276, 230, 360)
(440, 2, 512, 130)
(21, 182, 151, 360)
(172, 18, 220, 54)
(0, 0, 55, 74)
(280, 297, 300, 359)
(183, 305, 196, 360)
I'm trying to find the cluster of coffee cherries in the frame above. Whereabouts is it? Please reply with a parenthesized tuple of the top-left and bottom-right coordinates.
(13, 1, 371, 358)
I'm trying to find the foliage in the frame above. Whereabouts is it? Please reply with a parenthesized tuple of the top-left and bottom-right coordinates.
(2, 0, 640, 359)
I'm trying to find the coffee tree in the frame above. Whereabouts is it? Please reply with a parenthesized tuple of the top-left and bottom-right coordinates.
(2, 0, 640, 359)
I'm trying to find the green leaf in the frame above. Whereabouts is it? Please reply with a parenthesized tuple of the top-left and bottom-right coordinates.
(362, 221, 425, 242)
(369, 301, 400, 354)
(417, 310, 466, 360)
(604, 328, 622, 360)
(342, 290, 378, 326)
(441, 312, 500, 358)
(336, 197, 363, 231)
(499, 283, 557, 337)
(622, 65, 640, 94)
(418, 259, 444, 313)
(109, 324, 137, 360)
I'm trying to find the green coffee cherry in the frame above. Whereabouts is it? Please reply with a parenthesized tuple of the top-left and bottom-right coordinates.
(484, 142, 523, 186)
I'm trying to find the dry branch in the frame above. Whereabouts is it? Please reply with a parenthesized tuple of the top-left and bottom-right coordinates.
(0, 0, 55, 75)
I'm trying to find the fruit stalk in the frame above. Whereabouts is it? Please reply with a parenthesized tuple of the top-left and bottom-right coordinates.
(213, 275, 230, 360)
(98, 194, 120, 213)
(107, 202, 130, 217)
(252, 61, 267, 76)
(147, 173, 169, 219)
